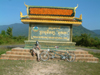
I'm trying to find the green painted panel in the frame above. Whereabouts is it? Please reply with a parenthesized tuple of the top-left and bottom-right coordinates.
(24, 41, 76, 50)
(30, 24, 70, 42)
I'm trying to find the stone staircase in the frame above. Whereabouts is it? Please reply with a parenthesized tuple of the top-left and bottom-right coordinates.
(0, 48, 99, 63)
(0, 48, 36, 60)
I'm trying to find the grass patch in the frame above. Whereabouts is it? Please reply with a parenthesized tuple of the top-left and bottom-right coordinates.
(0, 48, 11, 56)
(58, 61, 100, 75)
(0, 60, 34, 75)
(0, 48, 100, 75)
(88, 51, 100, 60)
(0, 60, 100, 75)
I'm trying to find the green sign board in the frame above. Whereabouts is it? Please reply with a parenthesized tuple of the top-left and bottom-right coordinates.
(30, 24, 70, 42)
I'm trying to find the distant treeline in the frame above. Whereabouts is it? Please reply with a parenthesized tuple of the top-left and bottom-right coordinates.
(0, 27, 100, 49)
(73, 33, 100, 49)
(0, 27, 27, 45)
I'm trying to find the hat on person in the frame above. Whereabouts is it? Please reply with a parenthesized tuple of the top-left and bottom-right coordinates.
(36, 41, 39, 45)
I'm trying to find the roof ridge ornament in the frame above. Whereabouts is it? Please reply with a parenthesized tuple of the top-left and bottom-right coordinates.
(75, 4, 78, 10)
(24, 2, 27, 7)
(20, 12, 28, 18)
(20, 12, 23, 18)
(80, 14, 82, 19)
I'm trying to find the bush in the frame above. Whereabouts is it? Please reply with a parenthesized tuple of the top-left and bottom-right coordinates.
(0, 28, 28, 45)
(73, 33, 100, 49)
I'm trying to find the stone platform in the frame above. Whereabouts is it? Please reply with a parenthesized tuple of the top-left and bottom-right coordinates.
(0, 48, 99, 63)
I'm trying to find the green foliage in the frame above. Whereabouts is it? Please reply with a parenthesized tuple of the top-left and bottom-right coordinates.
(6, 27, 13, 37)
(1, 30, 6, 36)
(73, 25, 100, 38)
(0, 35, 3, 44)
(0, 48, 11, 55)
(88, 51, 100, 60)
(0, 27, 27, 45)
(73, 33, 100, 49)
(0, 27, 100, 49)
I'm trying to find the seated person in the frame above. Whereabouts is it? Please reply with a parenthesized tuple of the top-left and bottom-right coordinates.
(32, 41, 41, 62)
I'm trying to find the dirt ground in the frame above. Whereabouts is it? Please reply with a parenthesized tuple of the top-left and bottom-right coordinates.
(26, 61, 64, 75)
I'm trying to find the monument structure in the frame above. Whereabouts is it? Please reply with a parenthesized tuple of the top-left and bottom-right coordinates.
(20, 3, 82, 50)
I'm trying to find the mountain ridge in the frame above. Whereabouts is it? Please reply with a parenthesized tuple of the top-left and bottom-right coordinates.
(0, 23, 100, 38)
(92, 30, 100, 35)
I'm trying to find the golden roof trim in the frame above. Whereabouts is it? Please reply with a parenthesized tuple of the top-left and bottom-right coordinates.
(24, 2, 28, 7)
(74, 4, 78, 10)
(21, 19, 82, 25)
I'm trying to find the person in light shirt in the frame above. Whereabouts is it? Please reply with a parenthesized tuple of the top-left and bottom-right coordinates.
(32, 41, 41, 62)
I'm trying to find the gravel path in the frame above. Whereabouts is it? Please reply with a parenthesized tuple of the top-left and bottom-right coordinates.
(76, 47, 100, 53)
(0, 44, 25, 49)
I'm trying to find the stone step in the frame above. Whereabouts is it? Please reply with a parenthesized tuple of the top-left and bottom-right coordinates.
(75, 54, 93, 57)
(6, 51, 92, 58)
(12, 48, 88, 54)
(42, 50, 89, 54)
(41, 54, 98, 61)
(72, 51, 88, 54)
(47, 53, 93, 57)
(6, 51, 31, 55)
(11, 48, 30, 52)
(11, 48, 89, 54)
(47, 57, 99, 63)
(40, 54, 93, 59)
(75, 57, 99, 62)
(0, 48, 99, 63)
(7, 50, 89, 56)
(11, 49, 30, 52)
(0, 57, 35, 60)
(1, 54, 32, 57)
(0, 54, 99, 63)
(0, 54, 36, 60)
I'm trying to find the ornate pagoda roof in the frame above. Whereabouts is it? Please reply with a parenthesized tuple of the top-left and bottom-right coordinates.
(20, 3, 82, 26)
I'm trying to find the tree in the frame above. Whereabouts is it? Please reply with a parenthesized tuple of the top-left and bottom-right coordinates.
(1, 30, 6, 36)
(6, 27, 13, 37)
(79, 33, 91, 46)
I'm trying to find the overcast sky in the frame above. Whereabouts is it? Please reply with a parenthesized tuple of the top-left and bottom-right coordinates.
(0, 0, 100, 30)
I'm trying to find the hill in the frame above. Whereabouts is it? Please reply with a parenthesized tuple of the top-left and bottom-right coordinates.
(92, 30, 100, 35)
(0, 23, 100, 38)
(0, 23, 28, 36)
(73, 25, 100, 38)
